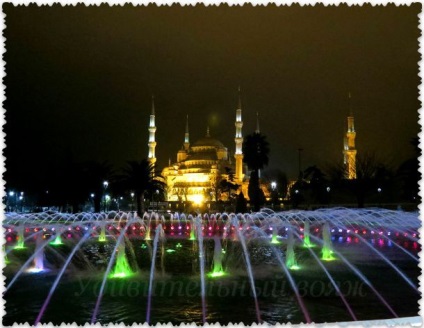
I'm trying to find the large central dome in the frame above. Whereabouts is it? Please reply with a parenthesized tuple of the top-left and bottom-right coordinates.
(192, 135, 225, 148)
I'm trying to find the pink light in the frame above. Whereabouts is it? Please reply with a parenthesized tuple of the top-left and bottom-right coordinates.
(178, 226, 182, 230)
(171, 226, 174, 230)
(208, 226, 212, 231)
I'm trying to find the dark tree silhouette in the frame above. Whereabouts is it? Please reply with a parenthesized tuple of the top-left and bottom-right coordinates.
(327, 153, 393, 207)
(235, 191, 248, 213)
(121, 160, 165, 215)
(396, 137, 420, 202)
(303, 165, 329, 204)
(242, 132, 270, 211)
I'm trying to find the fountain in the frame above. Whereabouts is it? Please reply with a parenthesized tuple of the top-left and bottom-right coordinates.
(3, 208, 420, 325)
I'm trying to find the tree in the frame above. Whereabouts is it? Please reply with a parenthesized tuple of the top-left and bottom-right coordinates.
(326, 153, 393, 207)
(303, 165, 328, 204)
(218, 167, 239, 201)
(235, 192, 248, 213)
(242, 132, 270, 211)
(121, 160, 165, 215)
(396, 138, 420, 202)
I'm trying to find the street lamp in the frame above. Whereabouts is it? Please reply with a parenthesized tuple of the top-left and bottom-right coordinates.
(90, 193, 95, 212)
(19, 192, 24, 212)
(8, 191, 15, 212)
(130, 192, 135, 212)
(103, 181, 109, 212)
(271, 181, 277, 209)
(105, 194, 110, 211)
(156, 190, 159, 212)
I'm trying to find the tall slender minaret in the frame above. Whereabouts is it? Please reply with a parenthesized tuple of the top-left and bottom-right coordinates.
(234, 87, 244, 183)
(255, 112, 260, 134)
(148, 95, 157, 165)
(343, 92, 357, 179)
(184, 115, 190, 150)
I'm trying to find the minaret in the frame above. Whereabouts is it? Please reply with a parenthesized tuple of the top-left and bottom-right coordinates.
(255, 112, 260, 134)
(234, 87, 244, 183)
(148, 95, 157, 166)
(184, 115, 190, 150)
(343, 92, 357, 179)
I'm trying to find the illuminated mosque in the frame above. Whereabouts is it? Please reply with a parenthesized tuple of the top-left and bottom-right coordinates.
(146, 91, 357, 205)
(146, 92, 254, 203)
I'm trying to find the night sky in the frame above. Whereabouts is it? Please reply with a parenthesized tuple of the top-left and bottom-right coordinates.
(3, 4, 420, 185)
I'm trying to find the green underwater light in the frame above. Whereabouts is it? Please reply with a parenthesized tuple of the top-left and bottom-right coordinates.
(166, 249, 176, 253)
(14, 241, 25, 250)
(189, 229, 196, 240)
(50, 235, 64, 246)
(207, 270, 227, 278)
(321, 248, 336, 261)
(109, 247, 134, 279)
(98, 235, 107, 242)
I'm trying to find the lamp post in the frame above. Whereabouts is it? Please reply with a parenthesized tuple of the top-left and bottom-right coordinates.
(90, 193, 95, 212)
(156, 190, 159, 212)
(19, 192, 24, 212)
(271, 181, 277, 209)
(130, 192, 135, 212)
(8, 191, 13, 212)
(103, 181, 109, 212)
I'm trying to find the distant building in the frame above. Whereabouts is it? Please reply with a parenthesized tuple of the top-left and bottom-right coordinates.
(343, 93, 357, 179)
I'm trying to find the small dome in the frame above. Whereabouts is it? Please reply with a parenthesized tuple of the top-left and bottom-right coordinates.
(192, 135, 225, 148)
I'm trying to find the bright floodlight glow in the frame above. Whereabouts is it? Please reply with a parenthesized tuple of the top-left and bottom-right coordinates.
(192, 194, 204, 205)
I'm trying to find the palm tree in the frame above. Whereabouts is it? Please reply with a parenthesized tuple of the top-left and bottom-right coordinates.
(242, 132, 270, 211)
(121, 160, 165, 215)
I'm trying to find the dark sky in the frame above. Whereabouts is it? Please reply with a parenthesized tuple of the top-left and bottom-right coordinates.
(3, 4, 420, 183)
